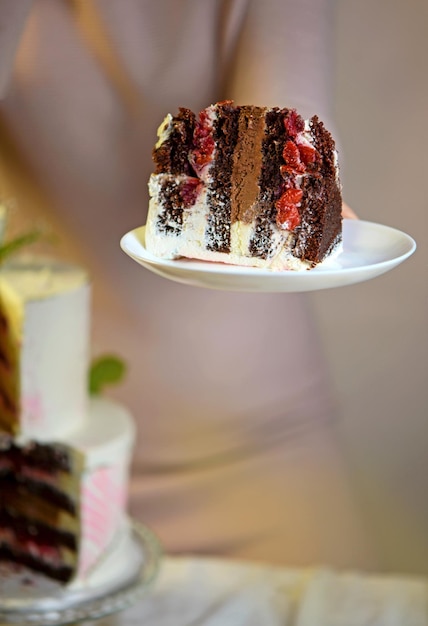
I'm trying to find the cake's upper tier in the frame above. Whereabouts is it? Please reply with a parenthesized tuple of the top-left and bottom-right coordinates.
(0, 257, 90, 440)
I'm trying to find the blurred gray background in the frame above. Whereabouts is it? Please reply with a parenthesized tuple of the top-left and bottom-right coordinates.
(310, 0, 428, 575)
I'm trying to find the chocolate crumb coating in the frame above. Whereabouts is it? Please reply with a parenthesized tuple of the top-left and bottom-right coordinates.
(293, 116, 342, 263)
(155, 178, 185, 235)
(206, 103, 239, 253)
(153, 108, 196, 175)
(249, 108, 287, 259)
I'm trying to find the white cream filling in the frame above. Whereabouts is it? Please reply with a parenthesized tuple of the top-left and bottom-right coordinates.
(229, 220, 308, 269)
(147, 176, 312, 270)
(155, 113, 173, 149)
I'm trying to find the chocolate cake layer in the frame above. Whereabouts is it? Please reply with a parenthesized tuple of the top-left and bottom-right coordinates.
(292, 117, 341, 263)
(0, 443, 80, 583)
(249, 108, 287, 259)
(153, 178, 186, 236)
(0, 475, 77, 516)
(0, 544, 73, 583)
(0, 438, 73, 473)
(152, 108, 198, 235)
(206, 103, 240, 253)
(153, 107, 196, 175)
(0, 508, 77, 551)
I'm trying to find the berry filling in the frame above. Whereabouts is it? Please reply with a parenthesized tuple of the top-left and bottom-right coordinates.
(298, 144, 318, 165)
(189, 110, 215, 175)
(18, 538, 62, 565)
(284, 109, 305, 138)
(281, 141, 305, 174)
(276, 110, 321, 231)
(180, 178, 202, 206)
(275, 188, 303, 231)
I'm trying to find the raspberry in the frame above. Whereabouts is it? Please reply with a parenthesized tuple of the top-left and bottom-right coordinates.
(282, 140, 305, 173)
(198, 135, 215, 158)
(284, 110, 305, 137)
(279, 188, 303, 205)
(276, 203, 301, 231)
(191, 113, 215, 173)
(298, 144, 318, 165)
(180, 178, 201, 206)
(280, 165, 294, 178)
(191, 135, 215, 172)
(275, 188, 303, 231)
(198, 109, 212, 128)
(282, 140, 299, 163)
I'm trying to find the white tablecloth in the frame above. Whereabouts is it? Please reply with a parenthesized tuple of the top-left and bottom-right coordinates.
(93, 556, 428, 626)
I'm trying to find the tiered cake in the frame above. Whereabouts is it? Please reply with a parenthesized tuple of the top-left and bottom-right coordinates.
(0, 256, 135, 589)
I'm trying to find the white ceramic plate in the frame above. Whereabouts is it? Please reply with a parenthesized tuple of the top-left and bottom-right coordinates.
(120, 219, 416, 293)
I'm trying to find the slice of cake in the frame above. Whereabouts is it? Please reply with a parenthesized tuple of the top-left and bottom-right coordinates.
(146, 101, 342, 270)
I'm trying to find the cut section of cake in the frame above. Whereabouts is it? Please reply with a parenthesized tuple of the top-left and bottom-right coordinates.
(0, 438, 84, 583)
(0, 398, 134, 587)
(146, 101, 342, 270)
(0, 250, 137, 593)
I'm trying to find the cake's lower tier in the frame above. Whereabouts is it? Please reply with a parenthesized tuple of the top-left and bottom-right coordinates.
(0, 398, 135, 587)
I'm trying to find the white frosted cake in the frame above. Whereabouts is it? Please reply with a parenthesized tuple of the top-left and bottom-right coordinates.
(0, 259, 89, 438)
(0, 257, 135, 590)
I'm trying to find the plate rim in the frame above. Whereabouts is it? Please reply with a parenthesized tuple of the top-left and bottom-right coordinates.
(120, 218, 417, 291)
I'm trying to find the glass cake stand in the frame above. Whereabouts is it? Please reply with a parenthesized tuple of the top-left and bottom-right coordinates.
(0, 520, 161, 626)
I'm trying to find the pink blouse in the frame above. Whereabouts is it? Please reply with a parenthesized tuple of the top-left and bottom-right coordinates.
(0, 0, 376, 568)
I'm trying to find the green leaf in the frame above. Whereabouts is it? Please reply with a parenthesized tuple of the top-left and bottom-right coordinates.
(89, 355, 127, 395)
(0, 230, 45, 265)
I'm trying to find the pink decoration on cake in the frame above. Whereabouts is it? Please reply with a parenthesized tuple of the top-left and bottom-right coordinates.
(22, 393, 44, 427)
(79, 462, 128, 576)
